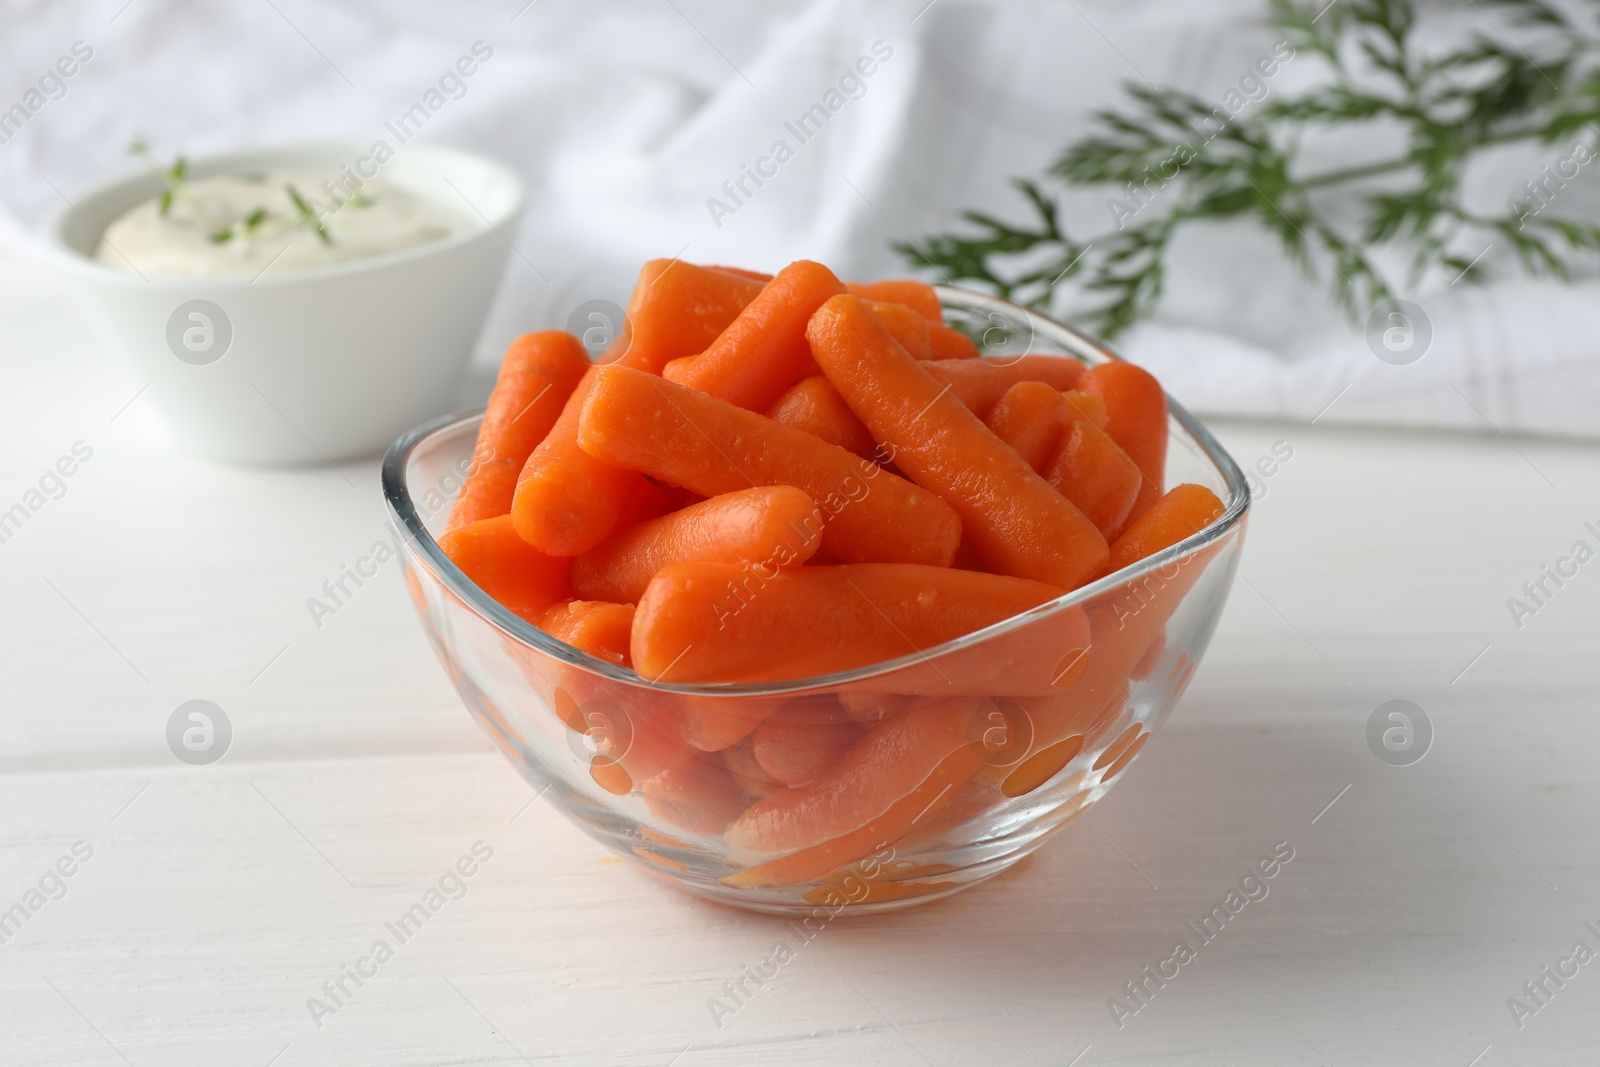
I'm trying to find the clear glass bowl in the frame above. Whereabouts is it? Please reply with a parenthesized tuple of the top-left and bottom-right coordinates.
(381, 287, 1250, 915)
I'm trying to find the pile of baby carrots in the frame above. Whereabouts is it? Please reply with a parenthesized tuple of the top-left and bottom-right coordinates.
(435, 259, 1225, 884)
(441, 259, 1222, 684)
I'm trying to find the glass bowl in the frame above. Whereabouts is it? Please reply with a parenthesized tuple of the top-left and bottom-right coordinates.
(381, 286, 1250, 915)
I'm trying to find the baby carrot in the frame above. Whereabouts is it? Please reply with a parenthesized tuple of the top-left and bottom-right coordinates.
(839, 694, 914, 729)
(927, 322, 981, 360)
(532, 599, 636, 667)
(614, 478, 690, 528)
(752, 708, 862, 787)
(723, 698, 988, 886)
(585, 695, 695, 795)
(570, 486, 822, 604)
(995, 535, 1229, 792)
(986, 380, 1072, 472)
(765, 375, 877, 458)
(952, 539, 983, 570)
(759, 274, 939, 332)
(922, 356, 1085, 418)
(674, 692, 784, 752)
(659, 356, 693, 384)
(511, 368, 641, 556)
(807, 295, 1108, 589)
(845, 279, 942, 322)
(438, 514, 570, 622)
(1105, 483, 1225, 573)
(1062, 389, 1108, 429)
(837, 692, 914, 726)
(867, 301, 932, 360)
(722, 735, 784, 795)
(577, 366, 960, 567)
(710, 265, 773, 283)
(630, 561, 1064, 684)
(511, 263, 765, 556)
(1078, 362, 1168, 523)
(642, 751, 750, 836)
(622, 259, 766, 374)
(448, 332, 590, 531)
(1045, 421, 1143, 539)
(670, 260, 846, 412)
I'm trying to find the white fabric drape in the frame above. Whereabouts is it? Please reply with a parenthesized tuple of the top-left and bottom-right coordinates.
(4, 0, 1594, 436)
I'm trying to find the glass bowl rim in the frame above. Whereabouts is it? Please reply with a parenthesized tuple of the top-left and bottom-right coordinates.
(381, 284, 1251, 698)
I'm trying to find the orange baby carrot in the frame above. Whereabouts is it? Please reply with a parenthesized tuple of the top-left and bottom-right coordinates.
(511, 263, 764, 556)
(673, 692, 784, 752)
(927, 321, 980, 360)
(584, 695, 694, 795)
(614, 478, 690, 528)
(670, 260, 846, 412)
(448, 332, 590, 531)
(836, 691, 913, 726)
(951, 539, 984, 571)
(1079, 361, 1168, 523)
(622, 259, 766, 374)
(438, 514, 570, 622)
(511, 367, 641, 556)
(532, 599, 636, 667)
(660, 356, 694, 385)
(922, 356, 1085, 418)
(996, 535, 1229, 792)
(577, 365, 960, 567)
(1062, 389, 1108, 429)
(722, 735, 784, 795)
(723, 698, 988, 886)
(570, 486, 822, 604)
(751, 707, 862, 787)
(642, 751, 750, 836)
(986, 380, 1072, 472)
(845, 279, 942, 322)
(807, 295, 1108, 589)
(765, 375, 877, 458)
(631, 561, 1064, 684)
(1046, 421, 1143, 539)
(711, 265, 773, 284)
(1105, 483, 1225, 573)
(867, 301, 932, 360)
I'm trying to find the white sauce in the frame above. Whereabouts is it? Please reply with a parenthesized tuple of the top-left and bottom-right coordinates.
(97, 170, 469, 277)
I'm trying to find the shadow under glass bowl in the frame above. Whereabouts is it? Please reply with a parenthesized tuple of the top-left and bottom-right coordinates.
(381, 286, 1251, 915)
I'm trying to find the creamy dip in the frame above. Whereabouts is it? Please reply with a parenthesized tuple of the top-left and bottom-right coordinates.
(96, 170, 469, 277)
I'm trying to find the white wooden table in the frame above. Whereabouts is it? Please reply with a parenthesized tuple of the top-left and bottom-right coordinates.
(3, 253, 1598, 1066)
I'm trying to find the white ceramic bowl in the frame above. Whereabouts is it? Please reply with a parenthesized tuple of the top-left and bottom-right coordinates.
(39, 141, 526, 464)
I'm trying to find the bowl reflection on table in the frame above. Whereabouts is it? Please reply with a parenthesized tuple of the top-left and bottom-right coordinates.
(381, 287, 1250, 915)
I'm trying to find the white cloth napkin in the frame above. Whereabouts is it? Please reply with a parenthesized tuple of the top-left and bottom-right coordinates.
(3, 0, 1594, 437)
